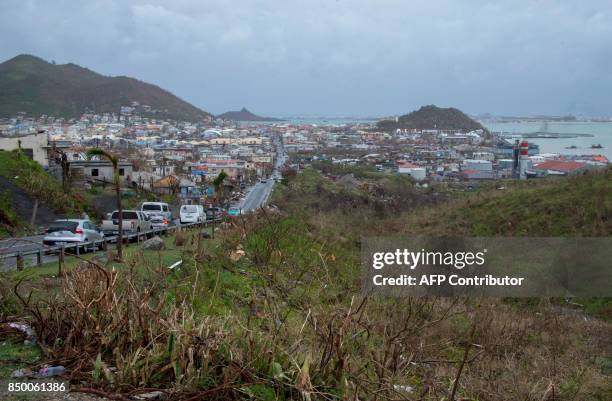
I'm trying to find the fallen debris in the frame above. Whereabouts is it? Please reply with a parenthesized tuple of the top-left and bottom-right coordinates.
(12, 368, 33, 378)
(229, 248, 245, 262)
(134, 390, 166, 400)
(39, 365, 66, 377)
(142, 236, 165, 250)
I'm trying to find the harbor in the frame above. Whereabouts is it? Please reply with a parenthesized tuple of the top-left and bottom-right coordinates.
(484, 121, 612, 159)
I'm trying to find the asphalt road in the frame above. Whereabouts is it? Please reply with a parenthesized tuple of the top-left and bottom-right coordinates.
(0, 235, 45, 256)
(239, 138, 286, 213)
(240, 180, 275, 212)
(0, 234, 58, 270)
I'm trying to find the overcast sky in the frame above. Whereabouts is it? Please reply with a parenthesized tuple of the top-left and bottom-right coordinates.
(1, 0, 611, 117)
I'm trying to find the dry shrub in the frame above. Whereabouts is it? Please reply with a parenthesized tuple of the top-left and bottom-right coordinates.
(8, 202, 609, 400)
(220, 212, 611, 401)
(28, 262, 232, 392)
(174, 231, 188, 247)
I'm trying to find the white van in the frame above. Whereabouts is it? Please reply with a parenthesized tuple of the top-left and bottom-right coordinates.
(141, 202, 172, 220)
(179, 204, 205, 224)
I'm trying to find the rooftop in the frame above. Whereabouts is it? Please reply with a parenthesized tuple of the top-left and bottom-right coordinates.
(534, 160, 587, 173)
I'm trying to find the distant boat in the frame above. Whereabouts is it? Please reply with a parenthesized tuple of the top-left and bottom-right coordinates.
(565, 145, 577, 149)
(591, 144, 603, 149)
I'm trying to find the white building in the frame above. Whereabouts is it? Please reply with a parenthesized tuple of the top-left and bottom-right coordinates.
(0, 131, 49, 167)
(463, 159, 493, 171)
(397, 162, 427, 181)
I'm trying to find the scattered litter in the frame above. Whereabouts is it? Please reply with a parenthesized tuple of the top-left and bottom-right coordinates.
(167, 260, 183, 270)
(393, 384, 414, 394)
(8, 322, 34, 337)
(12, 368, 33, 378)
(229, 249, 245, 262)
(39, 366, 66, 377)
(134, 390, 166, 400)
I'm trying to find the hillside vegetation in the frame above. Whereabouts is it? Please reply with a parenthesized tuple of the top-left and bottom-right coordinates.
(401, 167, 612, 236)
(0, 54, 210, 121)
(1, 165, 610, 400)
(275, 166, 611, 238)
(377, 104, 487, 132)
(0, 150, 89, 236)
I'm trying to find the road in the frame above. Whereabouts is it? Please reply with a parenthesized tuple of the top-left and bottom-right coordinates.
(240, 180, 275, 213)
(238, 135, 286, 213)
(0, 235, 45, 256)
(0, 234, 60, 270)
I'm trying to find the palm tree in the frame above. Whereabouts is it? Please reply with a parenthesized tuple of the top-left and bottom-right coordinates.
(212, 170, 227, 207)
(51, 144, 71, 192)
(87, 148, 123, 260)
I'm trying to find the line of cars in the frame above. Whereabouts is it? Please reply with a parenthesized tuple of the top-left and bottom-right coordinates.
(41, 201, 241, 250)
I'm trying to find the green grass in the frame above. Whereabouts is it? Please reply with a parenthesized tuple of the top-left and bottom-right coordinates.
(402, 167, 611, 236)
(1, 164, 611, 398)
(311, 160, 387, 179)
(1, 226, 253, 317)
(0, 341, 43, 378)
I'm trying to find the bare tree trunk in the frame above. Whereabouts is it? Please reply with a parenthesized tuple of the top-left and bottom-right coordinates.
(58, 246, 64, 277)
(62, 163, 70, 192)
(116, 174, 123, 260)
(61, 154, 70, 193)
(30, 198, 38, 229)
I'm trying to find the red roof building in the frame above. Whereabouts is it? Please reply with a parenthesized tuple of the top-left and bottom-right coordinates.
(533, 160, 587, 175)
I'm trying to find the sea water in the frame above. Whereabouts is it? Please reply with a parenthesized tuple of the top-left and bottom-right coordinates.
(483, 121, 612, 159)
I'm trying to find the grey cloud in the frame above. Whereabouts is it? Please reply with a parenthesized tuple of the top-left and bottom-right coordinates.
(1, 0, 611, 116)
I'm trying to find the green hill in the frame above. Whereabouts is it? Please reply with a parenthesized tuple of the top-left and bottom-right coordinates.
(378, 104, 487, 132)
(0, 54, 211, 121)
(275, 165, 611, 238)
(217, 107, 283, 122)
(402, 168, 611, 236)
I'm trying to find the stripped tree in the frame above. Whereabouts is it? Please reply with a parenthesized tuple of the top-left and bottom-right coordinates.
(212, 170, 227, 207)
(86, 148, 123, 260)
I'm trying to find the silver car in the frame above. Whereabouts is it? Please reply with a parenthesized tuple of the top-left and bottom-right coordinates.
(43, 219, 105, 251)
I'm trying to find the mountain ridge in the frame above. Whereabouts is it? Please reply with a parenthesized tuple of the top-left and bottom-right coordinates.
(378, 105, 487, 132)
(217, 107, 283, 122)
(0, 54, 211, 121)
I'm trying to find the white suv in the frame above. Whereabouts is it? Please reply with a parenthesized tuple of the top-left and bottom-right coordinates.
(141, 202, 172, 219)
(180, 205, 205, 224)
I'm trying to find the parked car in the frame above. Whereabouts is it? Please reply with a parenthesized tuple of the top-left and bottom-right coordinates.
(179, 204, 205, 224)
(260, 178, 267, 183)
(149, 214, 173, 229)
(43, 219, 104, 250)
(140, 202, 172, 220)
(101, 210, 152, 235)
(206, 207, 223, 222)
(227, 207, 242, 217)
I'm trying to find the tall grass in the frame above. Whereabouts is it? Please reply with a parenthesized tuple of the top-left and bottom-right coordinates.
(3, 166, 611, 400)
